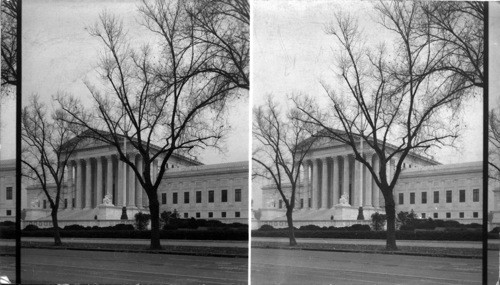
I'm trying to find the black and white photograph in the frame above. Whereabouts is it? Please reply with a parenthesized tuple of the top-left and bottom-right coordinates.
(0, 0, 500, 284)
(251, 1, 487, 284)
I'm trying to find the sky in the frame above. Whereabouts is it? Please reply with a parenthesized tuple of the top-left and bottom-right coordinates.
(4, 0, 249, 164)
(251, 0, 493, 208)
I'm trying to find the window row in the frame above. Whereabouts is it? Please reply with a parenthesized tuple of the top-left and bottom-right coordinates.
(398, 189, 479, 205)
(420, 211, 479, 219)
(182, 211, 241, 219)
(162, 189, 242, 205)
(277, 198, 312, 209)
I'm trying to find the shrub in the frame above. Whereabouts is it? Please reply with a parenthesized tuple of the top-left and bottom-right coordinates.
(113, 223, 135, 231)
(348, 224, 371, 231)
(134, 212, 151, 231)
(0, 221, 15, 227)
(258, 224, 275, 231)
(63, 224, 86, 230)
(24, 224, 39, 231)
(371, 212, 386, 231)
(299, 224, 322, 231)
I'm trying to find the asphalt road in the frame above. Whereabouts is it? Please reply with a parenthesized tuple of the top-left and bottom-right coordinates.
(14, 248, 248, 284)
(488, 248, 500, 285)
(251, 248, 482, 285)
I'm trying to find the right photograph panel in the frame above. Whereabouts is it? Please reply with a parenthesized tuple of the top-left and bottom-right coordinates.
(251, 1, 484, 284)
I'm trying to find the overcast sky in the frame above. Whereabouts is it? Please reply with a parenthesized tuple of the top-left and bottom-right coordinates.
(1, 0, 249, 164)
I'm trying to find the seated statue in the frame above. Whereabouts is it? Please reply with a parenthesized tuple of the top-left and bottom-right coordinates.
(339, 193, 350, 205)
(102, 194, 113, 205)
(30, 198, 39, 208)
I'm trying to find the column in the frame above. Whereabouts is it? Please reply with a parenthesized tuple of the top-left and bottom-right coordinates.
(311, 159, 319, 209)
(321, 158, 328, 209)
(128, 155, 136, 207)
(373, 155, 380, 208)
(364, 154, 373, 207)
(303, 161, 310, 209)
(136, 156, 143, 208)
(96, 157, 103, 205)
(117, 158, 124, 207)
(354, 158, 362, 207)
(75, 160, 83, 209)
(67, 162, 74, 209)
(84, 158, 92, 209)
(342, 155, 350, 204)
(332, 156, 339, 206)
(106, 155, 113, 197)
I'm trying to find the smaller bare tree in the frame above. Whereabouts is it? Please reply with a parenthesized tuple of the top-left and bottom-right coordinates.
(253, 97, 316, 246)
(490, 105, 500, 182)
(21, 95, 82, 245)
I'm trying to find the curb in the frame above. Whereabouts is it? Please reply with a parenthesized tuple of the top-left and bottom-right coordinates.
(252, 245, 481, 259)
(21, 245, 248, 259)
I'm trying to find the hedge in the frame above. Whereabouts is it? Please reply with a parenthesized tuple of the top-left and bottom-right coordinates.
(252, 230, 482, 241)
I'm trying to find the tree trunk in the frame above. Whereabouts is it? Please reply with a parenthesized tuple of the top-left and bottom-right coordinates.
(50, 209, 62, 246)
(148, 198, 162, 250)
(285, 208, 297, 246)
(384, 194, 397, 251)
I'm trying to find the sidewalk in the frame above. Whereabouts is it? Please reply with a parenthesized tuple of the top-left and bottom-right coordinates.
(252, 237, 484, 249)
(0, 237, 248, 248)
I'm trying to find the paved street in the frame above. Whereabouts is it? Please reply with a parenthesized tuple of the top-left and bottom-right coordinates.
(488, 248, 500, 285)
(251, 248, 481, 285)
(11, 248, 247, 284)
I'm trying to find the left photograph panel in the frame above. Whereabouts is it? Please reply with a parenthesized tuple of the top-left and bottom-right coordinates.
(0, 0, 19, 283)
(15, 0, 248, 284)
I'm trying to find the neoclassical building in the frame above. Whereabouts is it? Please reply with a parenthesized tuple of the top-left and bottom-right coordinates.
(0, 159, 20, 221)
(23, 135, 248, 227)
(256, 136, 483, 228)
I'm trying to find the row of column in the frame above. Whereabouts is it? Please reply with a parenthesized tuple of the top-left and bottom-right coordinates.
(65, 154, 160, 209)
(302, 154, 395, 209)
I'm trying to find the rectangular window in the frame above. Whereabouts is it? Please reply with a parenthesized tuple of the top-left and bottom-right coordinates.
(196, 212, 200, 218)
(421, 192, 427, 204)
(433, 191, 439, 203)
(72, 198, 75, 208)
(446, 212, 451, 218)
(64, 199, 68, 209)
(183, 213, 188, 218)
(459, 190, 465, 203)
(308, 198, 311, 208)
(221, 190, 228, 202)
(433, 213, 438, 218)
(459, 212, 464, 218)
(173, 192, 178, 204)
(235, 212, 240, 218)
(410, 192, 415, 204)
(184, 192, 189, 204)
(300, 198, 304, 208)
(446, 190, 452, 203)
(196, 191, 202, 203)
(235, 189, 241, 202)
(279, 200, 283, 209)
(161, 193, 167, 204)
(6, 187, 12, 200)
(222, 212, 226, 218)
(209, 190, 214, 203)
(398, 193, 404, 205)
(421, 213, 426, 219)
(473, 189, 479, 202)
(208, 212, 213, 218)
(473, 212, 478, 218)
(6, 210, 11, 216)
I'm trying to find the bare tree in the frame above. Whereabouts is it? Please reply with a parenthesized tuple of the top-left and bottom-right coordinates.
(418, 1, 484, 88)
(294, 1, 481, 250)
(490, 105, 500, 182)
(253, 97, 316, 246)
(1, 0, 18, 97)
(186, 0, 249, 90)
(58, 0, 246, 250)
(21, 95, 82, 246)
